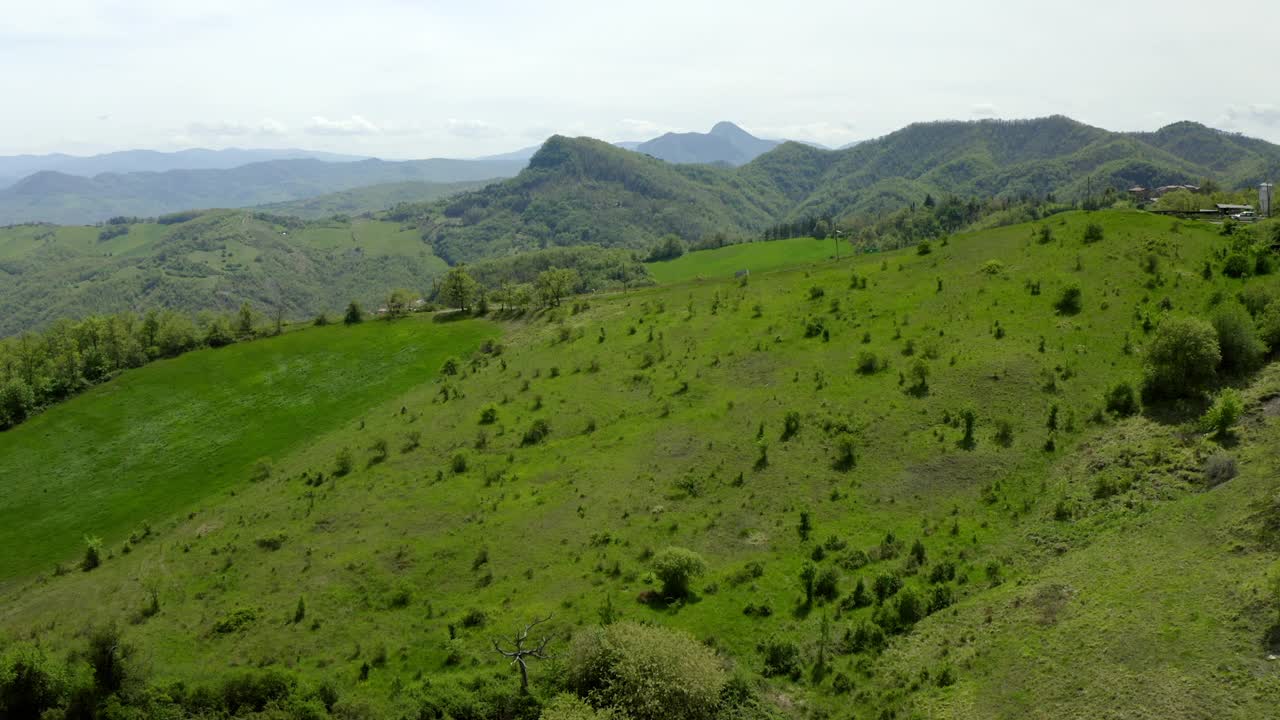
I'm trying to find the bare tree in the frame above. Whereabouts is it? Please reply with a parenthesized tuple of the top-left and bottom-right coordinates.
(492, 614, 555, 694)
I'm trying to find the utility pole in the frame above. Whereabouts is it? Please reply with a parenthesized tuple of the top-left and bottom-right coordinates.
(834, 228, 842, 262)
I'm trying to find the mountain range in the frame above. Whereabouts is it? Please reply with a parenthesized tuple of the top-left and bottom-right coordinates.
(0, 147, 369, 189)
(630, 121, 782, 165)
(413, 116, 1280, 263)
(0, 157, 525, 225)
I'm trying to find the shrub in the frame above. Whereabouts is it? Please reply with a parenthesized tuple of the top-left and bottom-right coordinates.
(81, 535, 103, 571)
(814, 567, 840, 602)
(541, 694, 617, 720)
(916, 240, 932, 255)
(781, 411, 801, 441)
(479, 405, 498, 424)
(758, 637, 801, 678)
(0, 642, 70, 718)
(343, 301, 364, 326)
(1036, 225, 1053, 244)
(1104, 381, 1141, 417)
(451, 453, 468, 473)
(334, 448, 354, 477)
(1223, 253, 1251, 278)
(808, 286, 825, 300)
(567, 622, 726, 720)
(856, 351, 883, 374)
(1201, 389, 1244, 439)
(521, 419, 551, 446)
(1239, 284, 1275, 317)
(651, 547, 707, 598)
(1083, 222, 1104, 243)
(0, 378, 35, 429)
(980, 259, 1005, 275)
(1054, 284, 1082, 315)
(213, 608, 258, 634)
(1211, 303, 1265, 374)
(1142, 316, 1220, 399)
(1204, 452, 1238, 486)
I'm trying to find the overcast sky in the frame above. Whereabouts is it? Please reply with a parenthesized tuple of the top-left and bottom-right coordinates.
(4, 0, 1279, 158)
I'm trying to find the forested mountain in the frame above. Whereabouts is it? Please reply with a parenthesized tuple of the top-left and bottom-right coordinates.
(0, 147, 368, 188)
(410, 117, 1280, 262)
(0, 157, 525, 225)
(632, 120, 782, 165)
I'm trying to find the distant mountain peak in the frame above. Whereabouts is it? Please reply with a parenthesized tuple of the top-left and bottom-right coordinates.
(631, 122, 780, 167)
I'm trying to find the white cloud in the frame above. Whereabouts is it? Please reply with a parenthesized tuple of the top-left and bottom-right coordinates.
(1221, 104, 1280, 128)
(617, 118, 669, 139)
(305, 115, 380, 136)
(446, 119, 501, 139)
(971, 103, 998, 118)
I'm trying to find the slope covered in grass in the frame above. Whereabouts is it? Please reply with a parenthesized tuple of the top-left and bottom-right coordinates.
(2, 210, 1279, 719)
(646, 237, 837, 284)
(0, 316, 497, 580)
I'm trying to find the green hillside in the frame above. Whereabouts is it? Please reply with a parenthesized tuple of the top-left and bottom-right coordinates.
(4, 117, 1278, 338)
(254, 179, 495, 220)
(3, 210, 1279, 719)
(0, 210, 449, 336)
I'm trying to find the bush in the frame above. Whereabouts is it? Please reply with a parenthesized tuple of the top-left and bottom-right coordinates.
(334, 448, 354, 477)
(1201, 389, 1244, 439)
(1204, 452, 1238, 486)
(1054, 284, 1082, 315)
(0, 378, 36, 429)
(1223, 253, 1251, 278)
(567, 622, 726, 720)
(1211, 303, 1265, 374)
(651, 547, 707, 598)
(758, 637, 801, 678)
(781, 411, 801, 441)
(541, 694, 618, 720)
(81, 535, 103, 571)
(856, 351, 883, 374)
(916, 240, 932, 255)
(1083, 222, 1104, 243)
(1104, 381, 1141, 417)
(479, 404, 499, 424)
(522, 419, 551, 446)
(1142, 316, 1221, 399)
(0, 642, 70, 718)
(814, 567, 840, 602)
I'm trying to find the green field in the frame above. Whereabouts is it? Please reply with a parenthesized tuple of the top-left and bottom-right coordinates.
(647, 236, 838, 284)
(0, 316, 497, 580)
(2, 210, 1279, 719)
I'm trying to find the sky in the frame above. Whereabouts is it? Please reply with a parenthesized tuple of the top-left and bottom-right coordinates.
(3, 0, 1279, 159)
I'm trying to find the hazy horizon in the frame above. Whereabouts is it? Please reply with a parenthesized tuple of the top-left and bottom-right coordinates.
(5, 0, 1279, 159)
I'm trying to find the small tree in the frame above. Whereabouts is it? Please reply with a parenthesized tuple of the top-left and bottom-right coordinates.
(1211, 303, 1265, 374)
(81, 535, 103, 571)
(651, 547, 706, 598)
(798, 511, 812, 542)
(959, 407, 977, 449)
(1201, 389, 1244, 440)
(440, 267, 479, 312)
(536, 268, 580, 307)
(800, 562, 817, 606)
(1083, 222, 1104, 244)
(385, 288, 420, 319)
(1143, 316, 1221, 399)
(343, 301, 364, 326)
(492, 615, 555, 694)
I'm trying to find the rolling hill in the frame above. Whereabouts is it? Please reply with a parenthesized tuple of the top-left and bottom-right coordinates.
(0, 157, 526, 225)
(0, 210, 450, 336)
(2, 210, 1278, 719)
(253, 179, 495, 219)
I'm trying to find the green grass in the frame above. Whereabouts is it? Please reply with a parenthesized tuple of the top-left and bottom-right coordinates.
(2, 210, 1279, 718)
(647, 236, 838, 284)
(0, 315, 497, 580)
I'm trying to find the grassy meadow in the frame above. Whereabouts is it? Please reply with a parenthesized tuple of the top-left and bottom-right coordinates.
(646, 236, 838, 284)
(0, 317, 497, 580)
(1, 209, 1278, 718)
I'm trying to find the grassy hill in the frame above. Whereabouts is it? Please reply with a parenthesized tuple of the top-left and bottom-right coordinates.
(4, 117, 1278, 338)
(3, 209, 1278, 719)
(254, 179, 494, 219)
(0, 210, 450, 336)
(0, 157, 525, 225)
